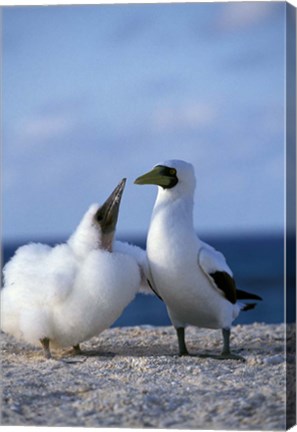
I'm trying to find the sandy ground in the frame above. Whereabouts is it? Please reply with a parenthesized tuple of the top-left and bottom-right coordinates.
(1, 323, 294, 429)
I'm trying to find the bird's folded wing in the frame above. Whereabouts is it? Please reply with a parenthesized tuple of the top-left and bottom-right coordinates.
(113, 241, 159, 296)
(198, 245, 237, 304)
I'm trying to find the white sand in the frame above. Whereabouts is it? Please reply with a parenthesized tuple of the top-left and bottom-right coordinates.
(1, 323, 293, 429)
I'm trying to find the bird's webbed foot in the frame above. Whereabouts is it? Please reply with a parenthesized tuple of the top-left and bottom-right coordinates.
(217, 351, 245, 361)
(198, 351, 245, 361)
(179, 348, 190, 356)
(198, 327, 245, 361)
(204, 328, 245, 361)
(72, 344, 82, 355)
(40, 337, 51, 359)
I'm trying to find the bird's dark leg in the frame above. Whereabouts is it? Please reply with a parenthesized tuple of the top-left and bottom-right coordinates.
(222, 328, 231, 355)
(217, 328, 245, 361)
(176, 327, 189, 356)
(40, 337, 51, 359)
(72, 344, 82, 355)
(199, 328, 245, 361)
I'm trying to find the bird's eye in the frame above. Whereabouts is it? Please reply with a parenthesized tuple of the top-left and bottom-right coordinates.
(170, 168, 176, 175)
(95, 210, 104, 223)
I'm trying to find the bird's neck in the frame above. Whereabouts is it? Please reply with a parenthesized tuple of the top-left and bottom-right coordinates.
(68, 224, 100, 258)
(68, 218, 114, 257)
(148, 191, 201, 261)
(153, 190, 194, 223)
(152, 191, 196, 236)
(101, 232, 114, 252)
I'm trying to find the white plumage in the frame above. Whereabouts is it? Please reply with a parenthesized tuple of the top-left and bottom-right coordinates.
(1, 179, 148, 358)
(135, 160, 261, 359)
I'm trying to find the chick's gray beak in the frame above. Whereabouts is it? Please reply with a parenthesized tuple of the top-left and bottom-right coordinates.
(95, 178, 126, 234)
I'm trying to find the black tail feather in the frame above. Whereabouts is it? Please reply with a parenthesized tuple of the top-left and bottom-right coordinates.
(241, 303, 257, 312)
(236, 289, 262, 301)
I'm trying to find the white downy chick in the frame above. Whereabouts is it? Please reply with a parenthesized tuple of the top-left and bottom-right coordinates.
(1, 179, 143, 358)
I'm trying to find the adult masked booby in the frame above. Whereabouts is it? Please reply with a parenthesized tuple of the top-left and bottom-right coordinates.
(135, 160, 262, 360)
(1, 179, 147, 359)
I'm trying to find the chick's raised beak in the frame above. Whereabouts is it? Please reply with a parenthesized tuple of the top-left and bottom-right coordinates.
(95, 178, 126, 234)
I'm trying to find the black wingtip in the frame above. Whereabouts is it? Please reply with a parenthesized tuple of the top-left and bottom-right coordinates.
(249, 293, 262, 301)
(241, 303, 257, 312)
(236, 289, 263, 301)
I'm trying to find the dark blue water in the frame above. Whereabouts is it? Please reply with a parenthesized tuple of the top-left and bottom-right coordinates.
(2, 234, 285, 326)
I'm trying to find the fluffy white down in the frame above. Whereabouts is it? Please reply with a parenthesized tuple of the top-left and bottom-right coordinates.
(114, 241, 152, 294)
(68, 203, 102, 258)
(1, 204, 142, 348)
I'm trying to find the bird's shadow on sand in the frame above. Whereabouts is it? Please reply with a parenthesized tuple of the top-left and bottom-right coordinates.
(61, 344, 249, 360)
(63, 345, 175, 359)
(58, 336, 279, 361)
(2, 335, 271, 361)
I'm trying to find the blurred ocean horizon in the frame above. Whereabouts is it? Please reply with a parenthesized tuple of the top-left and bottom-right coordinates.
(2, 232, 285, 326)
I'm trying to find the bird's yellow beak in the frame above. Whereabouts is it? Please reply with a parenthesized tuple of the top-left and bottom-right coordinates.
(134, 166, 177, 188)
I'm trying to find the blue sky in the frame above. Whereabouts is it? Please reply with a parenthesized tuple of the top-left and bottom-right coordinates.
(3, 2, 285, 241)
